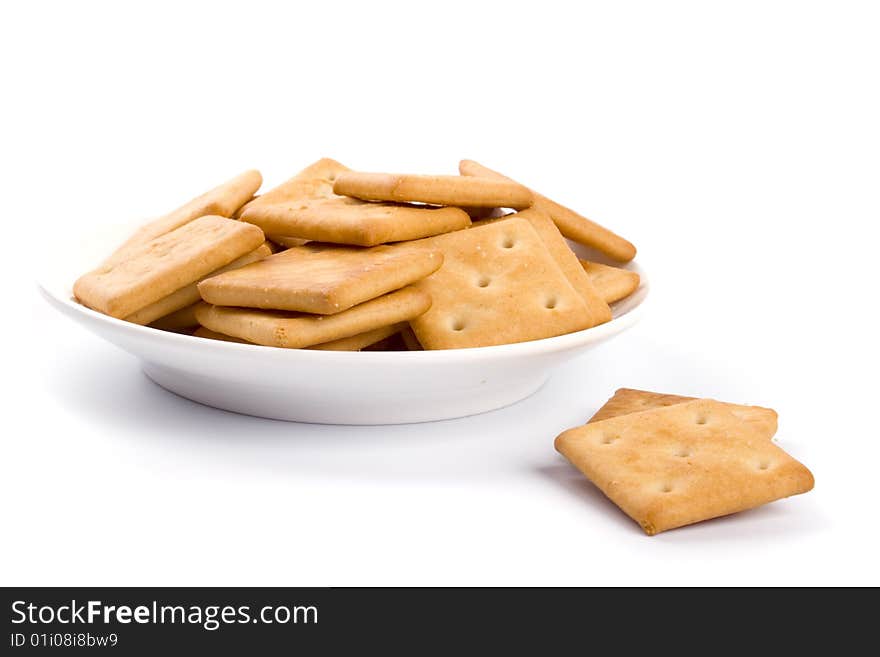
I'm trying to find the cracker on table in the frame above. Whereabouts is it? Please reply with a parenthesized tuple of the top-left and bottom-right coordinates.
(460, 159, 635, 262)
(555, 399, 812, 535)
(194, 286, 431, 349)
(588, 388, 778, 437)
(333, 171, 533, 209)
(75, 216, 265, 319)
(198, 243, 442, 314)
(405, 218, 595, 349)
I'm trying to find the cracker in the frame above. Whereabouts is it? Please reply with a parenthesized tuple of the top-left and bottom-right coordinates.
(125, 243, 271, 325)
(477, 209, 611, 325)
(333, 171, 533, 209)
(241, 158, 348, 214)
(74, 216, 265, 319)
(308, 323, 405, 351)
(400, 326, 423, 351)
(193, 327, 250, 343)
(241, 196, 471, 247)
(148, 303, 200, 331)
(588, 388, 778, 437)
(405, 218, 595, 349)
(589, 388, 694, 423)
(555, 399, 813, 535)
(460, 159, 636, 262)
(194, 286, 431, 349)
(198, 243, 442, 314)
(579, 260, 640, 304)
(106, 170, 262, 264)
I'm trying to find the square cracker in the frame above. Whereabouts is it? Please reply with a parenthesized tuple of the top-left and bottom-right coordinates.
(75, 216, 265, 319)
(194, 286, 431, 349)
(333, 171, 533, 209)
(241, 196, 471, 247)
(555, 399, 813, 535)
(125, 243, 272, 325)
(459, 159, 636, 262)
(588, 388, 778, 437)
(198, 243, 442, 314)
(106, 169, 262, 265)
(240, 157, 348, 245)
(579, 260, 641, 304)
(476, 209, 611, 326)
(405, 218, 595, 349)
(240, 158, 348, 214)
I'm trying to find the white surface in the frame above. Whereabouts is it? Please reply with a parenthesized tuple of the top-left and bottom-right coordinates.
(2, 1, 879, 586)
(37, 233, 646, 424)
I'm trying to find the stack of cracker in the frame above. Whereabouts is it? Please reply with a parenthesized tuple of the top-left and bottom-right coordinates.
(75, 158, 641, 350)
(555, 389, 814, 535)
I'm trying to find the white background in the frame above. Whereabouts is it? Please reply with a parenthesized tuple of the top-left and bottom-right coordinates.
(2, 1, 878, 586)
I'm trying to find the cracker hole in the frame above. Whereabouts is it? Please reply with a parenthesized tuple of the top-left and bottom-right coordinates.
(544, 296, 558, 309)
(476, 276, 491, 288)
(676, 448, 691, 458)
(660, 484, 673, 493)
(501, 237, 516, 249)
(451, 319, 466, 332)
(600, 433, 618, 445)
(695, 414, 708, 425)
(758, 461, 770, 470)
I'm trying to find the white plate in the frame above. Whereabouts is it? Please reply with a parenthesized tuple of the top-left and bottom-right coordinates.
(38, 223, 648, 424)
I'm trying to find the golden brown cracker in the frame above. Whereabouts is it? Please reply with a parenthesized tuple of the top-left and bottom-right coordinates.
(126, 243, 271, 325)
(579, 260, 641, 304)
(478, 209, 611, 325)
(240, 158, 348, 214)
(75, 216, 265, 319)
(333, 171, 533, 209)
(107, 169, 262, 264)
(555, 400, 812, 535)
(588, 389, 778, 437)
(198, 243, 442, 314)
(194, 286, 431, 349)
(405, 218, 595, 349)
(241, 196, 471, 247)
(460, 159, 635, 262)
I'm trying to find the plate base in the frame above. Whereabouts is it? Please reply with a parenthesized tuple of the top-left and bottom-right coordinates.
(142, 361, 550, 425)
